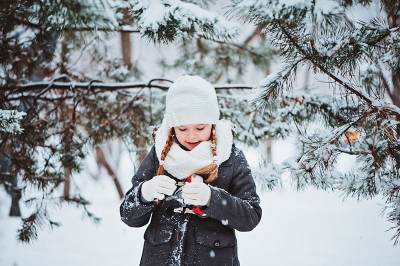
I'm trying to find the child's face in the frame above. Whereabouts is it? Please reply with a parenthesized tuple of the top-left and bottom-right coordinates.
(174, 124, 213, 150)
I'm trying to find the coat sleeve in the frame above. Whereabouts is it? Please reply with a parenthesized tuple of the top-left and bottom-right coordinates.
(203, 147, 262, 232)
(120, 146, 158, 227)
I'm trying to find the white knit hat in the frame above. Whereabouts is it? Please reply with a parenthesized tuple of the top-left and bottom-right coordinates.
(164, 75, 220, 127)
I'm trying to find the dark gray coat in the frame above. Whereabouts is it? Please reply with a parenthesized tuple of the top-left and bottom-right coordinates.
(120, 145, 262, 266)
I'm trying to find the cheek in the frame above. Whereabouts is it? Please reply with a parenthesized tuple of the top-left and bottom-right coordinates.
(174, 131, 186, 143)
(199, 130, 212, 141)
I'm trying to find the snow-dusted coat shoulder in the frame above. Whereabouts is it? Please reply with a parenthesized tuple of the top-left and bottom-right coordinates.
(120, 144, 262, 266)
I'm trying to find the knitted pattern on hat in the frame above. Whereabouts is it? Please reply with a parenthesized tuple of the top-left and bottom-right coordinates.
(155, 119, 233, 180)
(164, 75, 220, 127)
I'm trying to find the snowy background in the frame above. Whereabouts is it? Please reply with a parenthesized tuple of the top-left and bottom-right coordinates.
(2, 1, 399, 265)
(1, 139, 399, 266)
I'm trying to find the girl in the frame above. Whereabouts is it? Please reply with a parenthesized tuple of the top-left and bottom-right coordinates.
(120, 75, 262, 266)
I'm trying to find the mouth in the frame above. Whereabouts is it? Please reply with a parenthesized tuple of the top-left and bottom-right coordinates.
(186, 141, 200, 148)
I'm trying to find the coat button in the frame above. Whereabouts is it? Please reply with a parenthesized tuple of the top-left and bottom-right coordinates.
(213, 240, 220, 247)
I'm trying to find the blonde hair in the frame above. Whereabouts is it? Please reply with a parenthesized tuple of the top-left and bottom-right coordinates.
(156, 125, 218, 183)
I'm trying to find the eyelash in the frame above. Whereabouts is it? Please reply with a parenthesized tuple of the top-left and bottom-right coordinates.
(178, 127, 204, 131)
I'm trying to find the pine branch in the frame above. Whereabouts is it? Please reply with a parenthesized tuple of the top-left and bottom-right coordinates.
(214, 39, 274, 58)
(278, 23, 400, 121)
(17, 194, 101, 243)
(278, 23, 371, 103)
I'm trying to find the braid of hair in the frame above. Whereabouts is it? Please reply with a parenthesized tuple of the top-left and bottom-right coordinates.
(210, 124, 217, 156)
(196, 124, 218, 184)
(156, 128, 175, 176)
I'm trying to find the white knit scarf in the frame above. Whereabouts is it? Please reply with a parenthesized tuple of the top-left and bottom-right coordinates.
(155, 119, 233, 180)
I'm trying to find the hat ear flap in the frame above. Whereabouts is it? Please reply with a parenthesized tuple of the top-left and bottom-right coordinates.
(164, 113, 180, 128)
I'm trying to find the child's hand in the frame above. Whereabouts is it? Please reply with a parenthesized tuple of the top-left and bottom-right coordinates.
(141, 175, 176, 202)
(182, 182, 211, 206)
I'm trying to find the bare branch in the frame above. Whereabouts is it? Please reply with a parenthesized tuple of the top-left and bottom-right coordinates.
(9, 79, 254, 93)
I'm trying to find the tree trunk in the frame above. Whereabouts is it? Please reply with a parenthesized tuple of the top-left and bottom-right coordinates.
(64, 167, 71, 198)
(265, 137, 273, 162)
(10, 195, 21, 216)
(3, 174, 22, 217)
(384, 0, 400, 135)
(61, 107, 75, 199)
(136, 135, 148, 163)
(120, 32, 132, 69)
(96, 148, 124, 199)
(121, 8, 132, 69)
(120, 8, 149, 163)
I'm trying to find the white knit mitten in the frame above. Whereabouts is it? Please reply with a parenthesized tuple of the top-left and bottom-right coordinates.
(182, 174, 211, 206)
(141, 175, 176, 202)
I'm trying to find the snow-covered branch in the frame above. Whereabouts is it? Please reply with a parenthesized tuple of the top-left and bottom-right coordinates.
(0, 109, 26, 134)
(129, 0, 240, 43)
(11, 79, 254, 92)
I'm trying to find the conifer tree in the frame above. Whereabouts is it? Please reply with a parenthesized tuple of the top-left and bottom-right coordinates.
(6, 0, 399, 246)
(128, 0, 400, 245)
(0, 0, 271, 243)
(0, 0, 127, 242)
(226, 0, 400, 245)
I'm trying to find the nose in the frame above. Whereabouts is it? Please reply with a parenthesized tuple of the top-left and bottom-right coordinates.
(187, 129, 197, 140)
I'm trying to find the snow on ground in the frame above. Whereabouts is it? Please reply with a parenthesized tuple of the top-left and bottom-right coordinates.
(0, 139, 399, 266)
